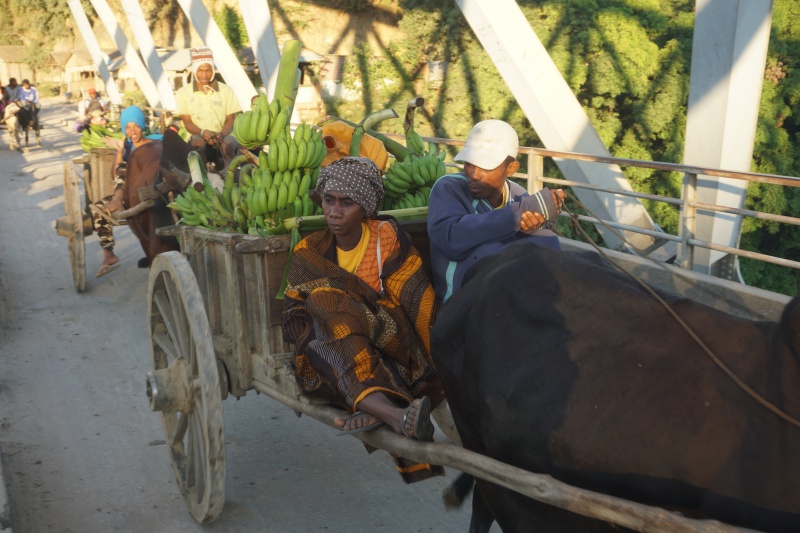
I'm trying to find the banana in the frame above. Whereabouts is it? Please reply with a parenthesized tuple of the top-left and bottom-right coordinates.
(231, 186, 241, 210)
(233, 113, 246, 144)
(248, 109, 261, 142)
(302, 194, 314, 217)
(437, 160, 446, 180)
(268, 98, 280, 120)
(277, 138, 289, 172)
(288, 136, 298, 169)
(313, 139, 327, 167)
(416, 156, 431, 185)
(298, 172, 311, 197)
(256, 187, 267, 216)
(392, 160, 414, 184)
(180, 212, 202, 226)
(256, 105, 271, 143)
(259, 149, 269, 170)
(438, 149, 446, 162)
(277, 182, 288, 210)
(295, 135, 307, 169)
(262, 168, 273, 191)
(267, 185, 278, 213)
(406, 127, 425, 155)
(386, 164, 411, 186)
(384, 178, 409, 195)
(269, 107, 289, 143)
(293, 197, 303, 218)
(267, 141, 279, 172)
(287, 176, 299, 205)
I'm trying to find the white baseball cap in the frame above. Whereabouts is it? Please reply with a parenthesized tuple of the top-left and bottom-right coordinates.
(454, 119, 519, 170)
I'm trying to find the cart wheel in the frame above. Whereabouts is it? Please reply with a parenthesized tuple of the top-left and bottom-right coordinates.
(146, 251, 225, 523)
(64, 162, 85, 292)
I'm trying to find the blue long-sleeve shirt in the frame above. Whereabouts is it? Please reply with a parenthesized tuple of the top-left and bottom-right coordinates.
(427, 173, 561, 302)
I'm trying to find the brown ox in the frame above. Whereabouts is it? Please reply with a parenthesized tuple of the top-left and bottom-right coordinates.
(120, 130, 199, 265)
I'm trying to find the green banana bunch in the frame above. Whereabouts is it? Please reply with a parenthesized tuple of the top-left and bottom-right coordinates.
(79, 125, 124, 152)
(405, 125, 426, 156)
(263, 122, 327, 174)
(381, 144, 447, 209)
(233, 94, 291, 149)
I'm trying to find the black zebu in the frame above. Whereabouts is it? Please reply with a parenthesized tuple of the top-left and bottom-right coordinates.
(432, 241, 800, 533)
(5, 101, 40, 151)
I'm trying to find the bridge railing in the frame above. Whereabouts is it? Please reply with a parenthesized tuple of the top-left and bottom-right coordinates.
(382, 132, 800, 276)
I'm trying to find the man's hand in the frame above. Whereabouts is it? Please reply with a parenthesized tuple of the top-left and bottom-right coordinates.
(518, 188, 566, 232)
(201, 129, 221, 146)
(520, 210, 546, 231)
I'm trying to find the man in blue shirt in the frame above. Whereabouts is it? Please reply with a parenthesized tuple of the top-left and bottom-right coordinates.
(427, 119, 565, 303)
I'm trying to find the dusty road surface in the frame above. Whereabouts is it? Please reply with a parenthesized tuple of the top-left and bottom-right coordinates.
(0, 100, 487, 532)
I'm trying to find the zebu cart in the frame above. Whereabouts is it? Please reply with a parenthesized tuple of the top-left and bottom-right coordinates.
(145, 222, 765, 532)
(54, 148, 157, 292)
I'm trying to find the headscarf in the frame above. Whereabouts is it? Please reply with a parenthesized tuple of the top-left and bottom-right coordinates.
(315, 157, 385, 218)
(120, 106, 146, 134)
(191, 47, 216, 83)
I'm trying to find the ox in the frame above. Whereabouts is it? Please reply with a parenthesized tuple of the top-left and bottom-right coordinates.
(120, 129, 238, 266)
(4, 102, 40, 151)
(432, 241, 800, 532)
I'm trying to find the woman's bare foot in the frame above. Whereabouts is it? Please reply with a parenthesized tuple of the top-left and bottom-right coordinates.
(335, 411, 383, 432)
(102, 249, 119, 268)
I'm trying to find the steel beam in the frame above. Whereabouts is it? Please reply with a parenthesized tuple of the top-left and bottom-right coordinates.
(238, 0, 281, 98)
(682, 0, 773, 278)
(66, 0, 122, 104)
(88, 0, 162, 108)
(175, 0, 257, 111)
(455, 0, 661, 254)
(119, 0, 177, 111)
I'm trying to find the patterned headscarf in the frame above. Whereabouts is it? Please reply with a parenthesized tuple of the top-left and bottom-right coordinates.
(315, 157, 385, 217)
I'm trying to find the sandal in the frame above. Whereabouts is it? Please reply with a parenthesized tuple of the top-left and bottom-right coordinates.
(95, 263, 120, 278)
(402, 396, 434, 442)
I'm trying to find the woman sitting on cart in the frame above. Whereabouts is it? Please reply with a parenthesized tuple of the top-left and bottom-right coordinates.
(282, 157, 445, 482)
(92, 106, 155, 277)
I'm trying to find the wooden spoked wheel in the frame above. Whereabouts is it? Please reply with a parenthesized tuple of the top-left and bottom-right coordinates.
(146, 251, 225, 523)
(64, 162, 85, 292)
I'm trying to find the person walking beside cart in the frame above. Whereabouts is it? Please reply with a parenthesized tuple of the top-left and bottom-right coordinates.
(174, 47, 241, 167)
(427, 119, 566, 303)
(91, 106, 155, 277)
(282, 157, 445, 483)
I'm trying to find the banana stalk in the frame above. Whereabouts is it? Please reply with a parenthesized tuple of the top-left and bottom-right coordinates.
(350, 108, 400, 157)
(272, 39, 303, 120)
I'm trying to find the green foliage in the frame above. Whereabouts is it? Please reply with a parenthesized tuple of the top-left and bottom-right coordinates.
(7, 0, 88, 43)
(36, 81, 61, 96)
(121, 89, 148, 109)
(213, 5, 246, 51)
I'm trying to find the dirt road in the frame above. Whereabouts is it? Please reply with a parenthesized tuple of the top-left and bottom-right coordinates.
(0, 100, 481, 532)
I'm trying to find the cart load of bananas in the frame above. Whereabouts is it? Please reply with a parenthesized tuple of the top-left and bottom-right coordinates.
(79, 123, 124, 152)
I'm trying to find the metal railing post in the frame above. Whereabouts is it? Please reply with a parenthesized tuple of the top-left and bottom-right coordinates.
(527, 151, 544, 194)
(678, 172, 697, 270)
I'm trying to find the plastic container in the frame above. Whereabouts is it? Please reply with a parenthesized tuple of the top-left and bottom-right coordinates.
(321, 121, 389, 171)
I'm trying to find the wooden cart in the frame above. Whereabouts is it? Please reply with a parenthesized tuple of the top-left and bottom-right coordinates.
(54, 149, 117, 292)
(55, 148, 157, 292)
(145, 223, 758, 532)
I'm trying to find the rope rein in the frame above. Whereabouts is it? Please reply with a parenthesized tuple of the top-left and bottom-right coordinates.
(559, 191, 800, 430)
